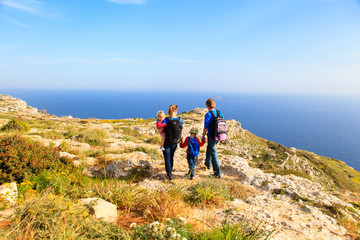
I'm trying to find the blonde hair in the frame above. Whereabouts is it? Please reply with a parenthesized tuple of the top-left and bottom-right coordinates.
(206, 98, 216, 109)
(157, 110, 165, 118)
(168, 105, 178, 117)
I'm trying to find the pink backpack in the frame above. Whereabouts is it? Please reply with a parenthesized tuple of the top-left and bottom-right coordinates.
(210, 110, 228, 141)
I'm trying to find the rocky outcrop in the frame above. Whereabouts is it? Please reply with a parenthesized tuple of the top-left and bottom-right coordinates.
(105, 156, 153, 179)
(0, 95, 39, 115)
(218, 156, 357, 239)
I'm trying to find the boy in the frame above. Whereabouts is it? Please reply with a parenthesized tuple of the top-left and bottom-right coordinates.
(202, 98, 224, 179)
(180, 127, 206, 180)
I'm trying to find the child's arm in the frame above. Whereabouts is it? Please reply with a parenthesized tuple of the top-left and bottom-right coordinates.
(156, 121, 167, 129)
(197, 137, 206, 147)
(180, 137, 189, 148)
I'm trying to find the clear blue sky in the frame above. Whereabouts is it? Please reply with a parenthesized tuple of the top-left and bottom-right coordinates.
(1, 0, 360, 94)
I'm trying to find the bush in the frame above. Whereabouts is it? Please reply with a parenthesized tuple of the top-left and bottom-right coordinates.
(0, 135, 74, 184)
(145, 136, 162, 145)
(186, 179, 233, 206)
(121, 127, 141, 137)
(132, 218, 190, 240)
(75, 129, 107, 146)
(1, 119, 30, 132)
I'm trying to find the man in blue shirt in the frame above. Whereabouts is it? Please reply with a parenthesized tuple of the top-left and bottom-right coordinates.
(202, 98, 224, 179)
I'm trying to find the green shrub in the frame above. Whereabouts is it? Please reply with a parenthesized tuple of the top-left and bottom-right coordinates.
(35, 130, 64, 139)
(1, 119, 30, 132)
(0, 193, 129, 239)
(186, 179, 233, 206)
(145, 136, 162, 145)
(75, 129, 107, 146)
(121, 127, 141, 137)
(0, 135, 74, 184)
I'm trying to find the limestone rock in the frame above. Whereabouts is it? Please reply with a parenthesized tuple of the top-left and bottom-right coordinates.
(0, 182, 18, 207)
(0, 94, 39, 115)
(59, 151, 77, 159)
(105, 157, 153, 179)
(80, 198, 117, 223)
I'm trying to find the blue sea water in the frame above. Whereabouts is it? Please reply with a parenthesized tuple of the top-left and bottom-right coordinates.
(2, 89, 360, 171)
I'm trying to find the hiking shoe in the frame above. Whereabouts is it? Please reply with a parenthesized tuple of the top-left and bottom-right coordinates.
(210, 174, 221, 179)
(190, 175, 198, 180)
(167, 173, 172, 181)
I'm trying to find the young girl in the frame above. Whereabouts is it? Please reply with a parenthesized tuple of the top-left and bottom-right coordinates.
(156, 110, 167, 150)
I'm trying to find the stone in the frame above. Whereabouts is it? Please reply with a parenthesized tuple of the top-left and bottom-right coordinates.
(105, 158, 153, 179)
(0, 182, 18, 207)
(80, 198, 117, 223)
(59, 152, 77, 159)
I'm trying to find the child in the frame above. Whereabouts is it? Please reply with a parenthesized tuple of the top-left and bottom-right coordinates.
(180, 127, 206, 180)
(202, 98, 224, 179)
(156, 110, 167, 150)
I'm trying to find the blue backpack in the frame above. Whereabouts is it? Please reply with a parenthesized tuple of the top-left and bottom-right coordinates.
(188, 137, 200, 157)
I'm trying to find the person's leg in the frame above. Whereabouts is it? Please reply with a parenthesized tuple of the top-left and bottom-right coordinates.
(205, 142, 212, 170)
(190, 156, 197, 177)
(186, 154, 191, 175)
(169, 143, 177, 172)
(208, 138, 221, 178)
(163, 147, 172, 180)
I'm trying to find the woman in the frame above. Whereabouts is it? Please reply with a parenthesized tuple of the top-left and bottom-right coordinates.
(162, 104, 183, 181)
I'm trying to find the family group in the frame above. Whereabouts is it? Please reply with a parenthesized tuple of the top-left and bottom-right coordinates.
(156, 98, 227, 181)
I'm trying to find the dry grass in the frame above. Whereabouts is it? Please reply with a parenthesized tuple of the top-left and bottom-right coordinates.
(142, 190, 191, 222)
(117, 213, 149, 230)
(223, 179, 259, 200)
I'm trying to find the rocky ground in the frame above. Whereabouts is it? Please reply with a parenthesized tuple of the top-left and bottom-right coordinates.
(1, 94, 360, 239)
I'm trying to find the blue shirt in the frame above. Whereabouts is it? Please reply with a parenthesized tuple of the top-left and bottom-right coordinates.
(164, 117, 183, 125)
(204, 110, 224, 137)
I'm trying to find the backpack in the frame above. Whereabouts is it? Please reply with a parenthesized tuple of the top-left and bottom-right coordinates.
(187, 137, 200, 157)
(210, 110, 228, 141)
(165, 117, 183, 145)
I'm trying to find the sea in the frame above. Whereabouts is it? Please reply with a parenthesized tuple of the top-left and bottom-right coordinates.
(2, 89, 360, 171)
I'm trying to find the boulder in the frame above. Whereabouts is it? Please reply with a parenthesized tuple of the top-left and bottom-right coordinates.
(80, 198, 117, 223)
(105, 157, 153, 179)
(0, 182, 18, 207)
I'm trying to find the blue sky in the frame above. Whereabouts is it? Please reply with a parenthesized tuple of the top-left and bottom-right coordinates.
(1, 0, 360, 94)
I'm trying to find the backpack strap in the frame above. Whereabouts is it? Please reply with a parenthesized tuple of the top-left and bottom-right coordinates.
(210, 110, 217, 118)
(216, 110, 223, 119)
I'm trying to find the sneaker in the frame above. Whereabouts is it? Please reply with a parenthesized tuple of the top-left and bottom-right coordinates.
(190, 175, 198, 180)
(167, 173, 172, 181)
(185, 170, 191, 176)
(160, 147, 165, 151)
